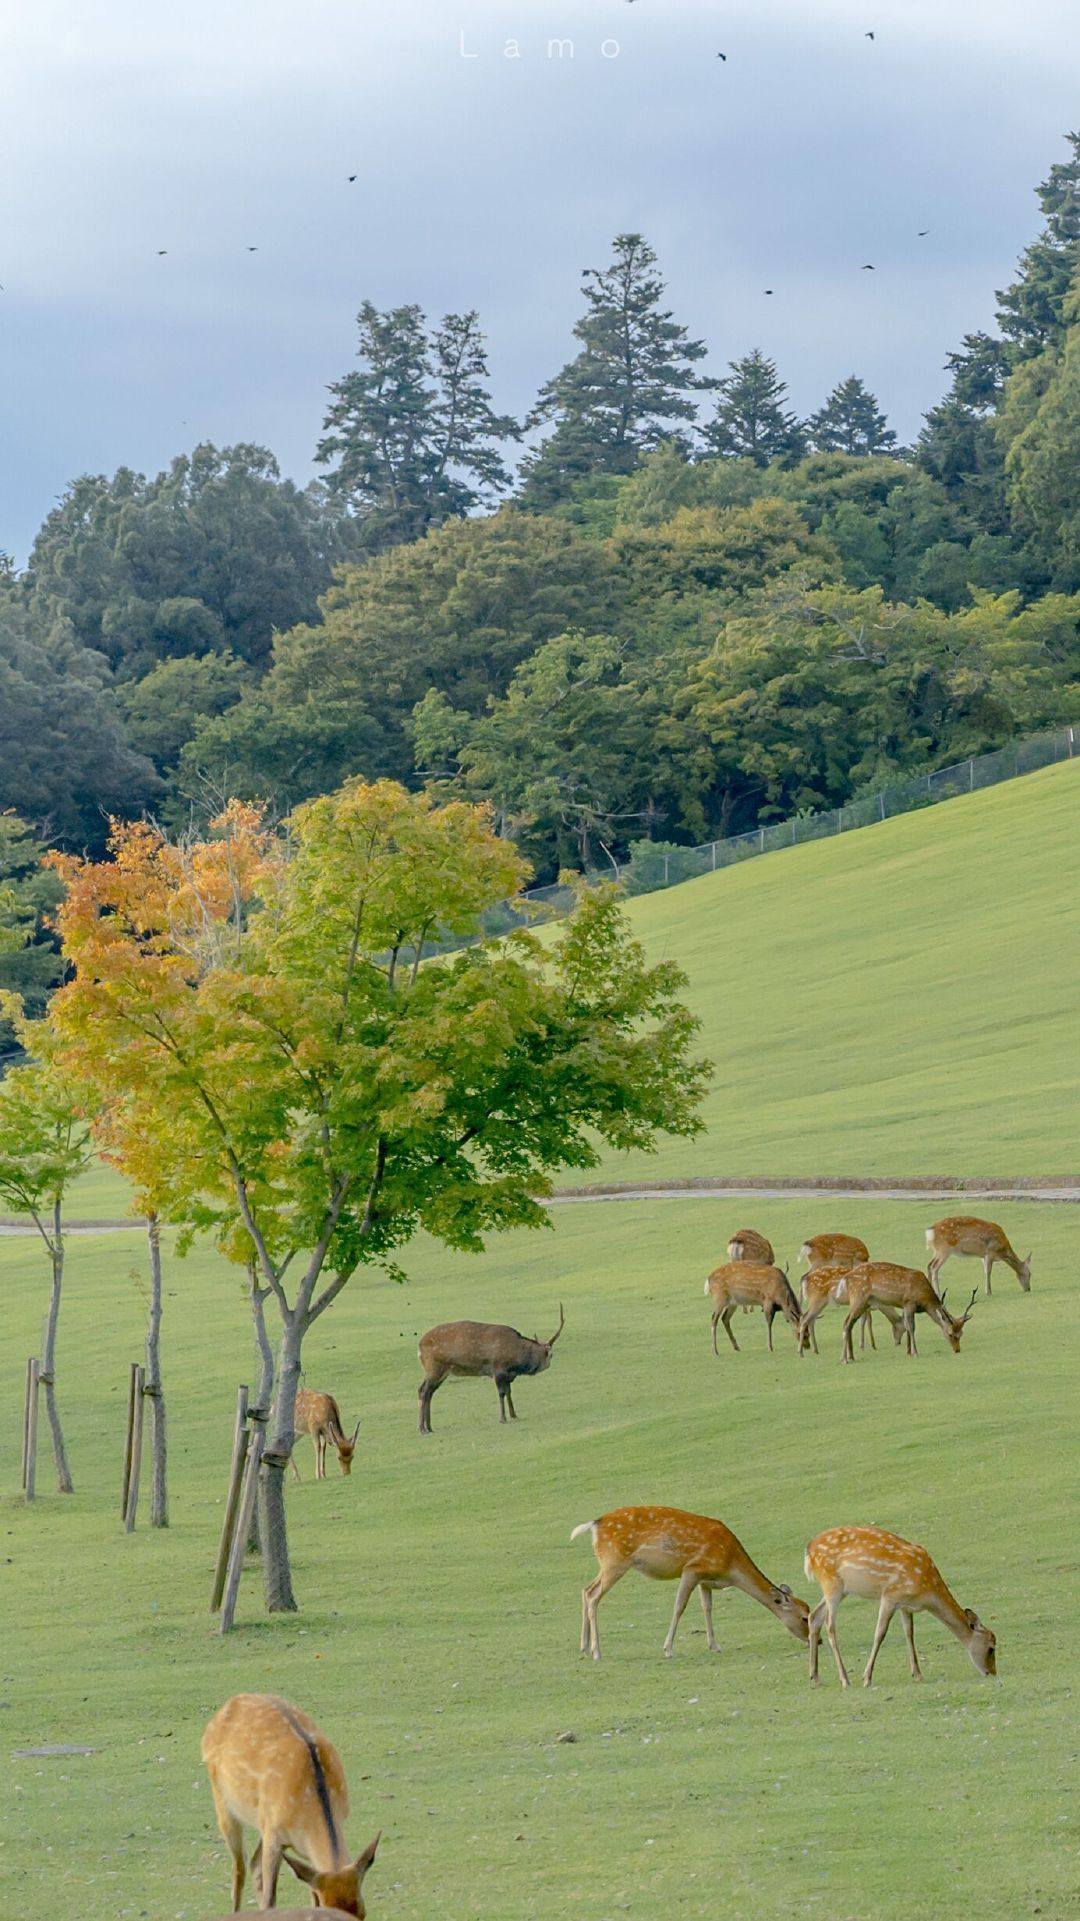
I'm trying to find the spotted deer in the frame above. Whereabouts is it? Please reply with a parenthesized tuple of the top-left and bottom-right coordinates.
(417, 1306, 564, 1433)
(292, 1391, 360, 1480)
(805, 1525, 997, 1688)
(727, 1227, 775, 1264)
(926, 1216, 1031, 1296)
(797, 1263, 902, 1356)
(704, 1261, 802, 1353)
(838, 1261, 977, 1362)
(797, 1232, 869, 1298)
(201, 1693, 379, 1914)
(571, 1505, 810, 1660)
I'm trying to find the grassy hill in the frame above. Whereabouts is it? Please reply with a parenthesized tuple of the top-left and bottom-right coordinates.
(2, 1195, 1077, 1921)
(593, 755, 1080, 1184)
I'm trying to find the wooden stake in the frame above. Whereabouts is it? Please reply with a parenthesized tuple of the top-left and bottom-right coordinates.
(23, 1359, 39, 1502)
(120, 1361, 140, 1519)
(210, 1386, 250, 1613)
(123, 1365, 145, 1532)
(219, 1417, 265, 1635)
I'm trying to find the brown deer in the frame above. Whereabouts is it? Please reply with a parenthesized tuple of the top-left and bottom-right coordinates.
(805, 1525, 997, 1688)
(839, 1261, 977, 1362)
(291, 1390, 360, 1480)
(797, 1231, 869, 1296)
(214, 1912, 357, 1920)
(926, 1215, 1031, 1295)
(798, 1263, 903, 1356)
(704, 1261, 802, 1353)
(572, 1505, 810, 1659)
(417, 1306, 564, 1433)
(201, 1693, 379, 1914)
(727, 1227, 775, 1264)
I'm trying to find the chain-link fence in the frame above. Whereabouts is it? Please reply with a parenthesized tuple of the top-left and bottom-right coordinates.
(479, 722, 1078, 935)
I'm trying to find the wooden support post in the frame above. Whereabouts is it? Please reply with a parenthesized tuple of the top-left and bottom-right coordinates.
(210, 1386, 250, 1612)
(23, 1359, 39, 1502)
(120, 1361, 140, 1520)
(123, 1365, 145, 1532)
(218, 1415, 265, 1635)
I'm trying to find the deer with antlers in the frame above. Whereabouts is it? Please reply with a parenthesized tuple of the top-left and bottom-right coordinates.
(704, 1261, 802, 1353)
(838, 1261, 977, 1362)
(291, 1390, 360, 1480)
(417, 1306, 564, 1433)
(926, 1215, 1031, 1296)
(797, 1263, 903, 1356)
(805, 1526, 997, 1688)
(572, 1505, 810, 1660)
(202, 1693, 379, 1914)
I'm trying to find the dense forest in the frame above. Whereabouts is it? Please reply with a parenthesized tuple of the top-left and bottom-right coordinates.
(2, 131, 1078, 973)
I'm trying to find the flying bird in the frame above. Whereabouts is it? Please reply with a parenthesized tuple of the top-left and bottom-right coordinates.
(246, 246, 258, 252)
(156, 249, 168, 256)
(865, 29, 875, 39)
(348, 174, 357, 182)
(862, 263, 876, 270)
(716, 51, 727, 60)
(918, 229, 930, 236)
(764, 288, 774, 295)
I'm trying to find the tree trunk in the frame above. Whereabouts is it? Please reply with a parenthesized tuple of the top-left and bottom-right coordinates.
(247, 1271, 275, 1556)
(41, 1226, 73, 1494)
(144, 1214, 168, 1527)
(258, 1314, 301, 1613)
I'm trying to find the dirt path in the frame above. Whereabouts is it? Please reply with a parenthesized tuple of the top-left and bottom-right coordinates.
(1, 1176, 1076, 1237)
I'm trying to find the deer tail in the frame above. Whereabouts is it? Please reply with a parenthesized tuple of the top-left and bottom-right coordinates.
(570, 1521, 596, 1544)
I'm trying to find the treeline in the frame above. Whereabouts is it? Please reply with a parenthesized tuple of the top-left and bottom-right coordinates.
(1, 133, 1079, 914)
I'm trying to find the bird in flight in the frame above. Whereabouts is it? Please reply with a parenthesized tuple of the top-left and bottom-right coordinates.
(246, 246, 258, 252)
(156, 249, 168, 256)
(348, 174, 357, 182)
(862, 263, 876, 270)
(716, 51, 727, 60)
(918, 228, 930, 236)
(865, 29, 875, 40)
(764, 288, 774, 296)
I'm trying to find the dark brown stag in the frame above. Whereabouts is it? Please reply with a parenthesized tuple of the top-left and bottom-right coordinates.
(417, 1307, 565, 1433)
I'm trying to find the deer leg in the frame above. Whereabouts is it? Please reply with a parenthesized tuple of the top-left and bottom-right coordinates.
(495, 1373, 514, 1423)
(586, 1562, 629, 1661)
(699, 1583, 720, 1652)
(808, 1600, 826, 1683)
(290, 1450, 301, 1481)
(581, 1577, 602, 1655)
(662, 1568, 700, 1656)
(764, 1305, 776, 1353)
(721, 1305, 740, 1351)
(210, 1788, 245, 1910)
(900, 1608, 923, 1680)
(984, 1252, 993, 1297)
(862, 1596, 896, 1686)
(418, 1372, 444, 1435)
(863, 1312, 876, 1351)
(841, 1307, 861, 1364)
(505, 1382, 518, 1420)
(824, 1594, 850, 1689)
(907, 1311, 919, 1357)
(261, 1830, 283, 1907)
(316, 1433, 325, 1479)
(711, 1309, 721, 1356)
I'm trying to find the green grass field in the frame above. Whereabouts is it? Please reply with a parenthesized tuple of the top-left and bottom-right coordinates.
(2, 760, 1078, 1920)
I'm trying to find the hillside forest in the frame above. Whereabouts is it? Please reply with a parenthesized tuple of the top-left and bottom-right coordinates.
(2, 131, 1079, 1020)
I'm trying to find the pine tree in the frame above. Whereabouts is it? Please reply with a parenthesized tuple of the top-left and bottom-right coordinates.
(996, 130, 1080, 357)
(703, 351, 804, 466)
(317, 304, 517, 550)
(520, 234, 713, 507)
(807, 376, 897, 456)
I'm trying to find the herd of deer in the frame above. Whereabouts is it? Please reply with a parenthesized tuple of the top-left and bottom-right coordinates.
(206, 1214, 1025, 1916)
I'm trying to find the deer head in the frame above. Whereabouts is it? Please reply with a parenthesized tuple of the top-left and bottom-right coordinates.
(938, 1287, 979, 1352)
(769, 1582, 811, 1642)
(1017, 1251, 1032, 1292)
(336, 1422, 361, 1476)
(284, 1834, 380, 1915)
(531, 1303, 565, 1372)
(962, 1609, 997, 1676)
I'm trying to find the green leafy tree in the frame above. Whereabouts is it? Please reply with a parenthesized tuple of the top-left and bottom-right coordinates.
(807, 377, 897, 456)
(703, 352, 804, 465)
(52, 786, 709, 1613)
(0, 815, 63, 1052)
(118, 652, 250, 775)
(521, 235, 713, 507)
(317, 304, 518, 552)
(1000, 278, 1080, 587)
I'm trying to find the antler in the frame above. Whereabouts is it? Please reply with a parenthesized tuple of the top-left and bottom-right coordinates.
(959, 1287, 979, 1322)
(549, 1302, 565, 1346)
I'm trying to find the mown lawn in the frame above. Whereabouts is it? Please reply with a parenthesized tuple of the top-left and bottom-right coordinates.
(1, 1195, 1076, 1921)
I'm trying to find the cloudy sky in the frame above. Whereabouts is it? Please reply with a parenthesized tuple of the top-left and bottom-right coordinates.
(0, 0, 1077, 559)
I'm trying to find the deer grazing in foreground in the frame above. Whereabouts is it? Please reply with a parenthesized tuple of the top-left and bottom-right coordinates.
(215, 1912, 356, 1920)
(727, 1226, 775, 1264)
(704, 1261, 802, 1352)
(805, 1525, 997, 1688)
(926, 1215, 1031, 1295)
(838, 1261, 978, 1362)
(202, 1693, 379, 1914)
(291, 1391, 360, 1480)
(417, 1307, 564, 1433)
(797, 1231, 869, 1295)
(572, 1505, 810, 1660)
(797, 1263, 903, 1356)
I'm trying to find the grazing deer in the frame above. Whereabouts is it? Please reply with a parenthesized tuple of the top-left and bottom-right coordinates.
(704, 1261, 802, 1353)
(201, 1693, 379, 1914)
(214, 1911, 357, 1920)
(797, 1263, 902, 1356)
(727, 1227, 775, 1264)
(926, 1216, 1031, 1296)
(839, 1261, 977, 1362)
(417, 1306, 564, 1433)
(805, 1525, 997, 1688)
(797, 1232, 869, 1298)
(572, 1505, 810, 1660)
(292, 1391, 360, 1480)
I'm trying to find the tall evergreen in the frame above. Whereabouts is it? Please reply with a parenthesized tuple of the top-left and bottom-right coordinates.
(807, 376, 897, 456)
(703, 351, 804, 465)
(996, 131, 1080, 358)
(317, 303, 517, 551)
(520, 234, 713, 507)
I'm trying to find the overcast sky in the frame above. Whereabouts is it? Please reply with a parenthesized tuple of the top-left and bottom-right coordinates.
(0, 0, 1077, 560)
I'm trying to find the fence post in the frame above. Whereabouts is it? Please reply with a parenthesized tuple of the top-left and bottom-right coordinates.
(219, 1415, 266, 1635)
(791, 820, 796, 845)
(663, 854, 669, 884)
(123, 1365, 145, 1532)
(711, 842, 716, 871)
(120, 1360, 140, 1520)
(879, 793, 885, 821)
(210, 1385, 250, 1613)
(1068, 727, 1075, 758)
(837, 809, 843, 835)
(969, 758, 974, 792)
(22, 1359, 39, 1501)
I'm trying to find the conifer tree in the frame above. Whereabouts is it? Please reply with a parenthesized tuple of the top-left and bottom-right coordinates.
(807, 376, 897, 456)
(703, 351, 804, 465)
